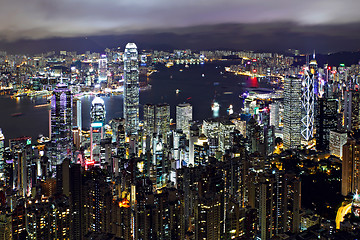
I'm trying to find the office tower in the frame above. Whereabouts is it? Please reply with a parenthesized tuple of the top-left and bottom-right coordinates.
(10, 138, 32, 197)
(143, 104, 155, 137)
(152, 188, 185, 239)
(56, 158, 70, 196)
(315, 98, 338, 151)
(329, 130, 348, 159)
(270, 103, 280, 129)
(219, 120, 235, 153)
(90, 97, 106, 165)
(116, 119, 126, 160)
(82, 168, 113, 234)
(176, 103, 192, 138)
(155, 103, 170, 142)
(283, 76, 302, 149)
(247, 117, 261, 154)
(0, 129, 4, 183)
(309, 57, 319, 95)
(72, 98, 82, 130)
(343, 90, 360, 132)
(50, 82, 73, 167)
(153, 136, 166, 188)
(262, 112, 275, 155)
(123, 43, 139, 136)
(27, 196, 71, 239)
(301, 67, 315, 142)
(72, 98, 82, 150)
(98, 54, 107, 82)
(253, 170, 301, 240)
(70, 164, 82, 240)
(342, 139, 360, 196)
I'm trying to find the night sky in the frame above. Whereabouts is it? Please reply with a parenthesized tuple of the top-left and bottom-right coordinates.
(1, 0, 360, 53)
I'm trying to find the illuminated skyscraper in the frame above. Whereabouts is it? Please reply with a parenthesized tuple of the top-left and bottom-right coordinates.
(123, 43, 139, 136)
(143, 104, 155, 137)
(50, 83, 73, 167)
(90, 97, 106, 165)
(301, 66, 315, 142)
(143, 103, 170, 144)
(283, 76, 302, 149)
(155, 103, 170, 142)
(342, 139, 360, 196)
(98, 55, 107, 82)
(315, 98, 338, 151)
(176, 103, 192, 138)
(343, 90, 360, 132)
(0, 129, 4, 183)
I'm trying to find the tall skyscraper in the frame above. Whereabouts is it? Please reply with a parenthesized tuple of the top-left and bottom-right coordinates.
(98, 54, 108, 83)
(143, 104, 155, 137)
(0, 129, 4, 183)
(72, 98, 82, 130)
(123, 43, 139, 136)
(283, 76, 302, 149)
(90, 97, 106, 165)
(155, 103, 170, 142)
(342, 139, 360, 196)
(50, 82, 73, 167)
(301, 67, 315, 142)
(343, 90, 360, 132)
(315, 98, 338, 151)
(176, 103, 192, 138)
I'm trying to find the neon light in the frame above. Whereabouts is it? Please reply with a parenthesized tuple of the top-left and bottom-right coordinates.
(91, 122, 103, 128)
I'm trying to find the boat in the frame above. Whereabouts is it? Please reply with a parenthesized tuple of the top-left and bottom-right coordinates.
(227, 105, 234, 115)
(166, 62, 174, 68)
(34, 103, 50, 108)
(179, 69, 183, 72)
(223, 92, 233, 95)
(176, 89, 180, 94)
(185, 64, 189, 68)
(202, 74, 205, 77)
(211, 101, 220, 112)
(11, 112, 23, 117)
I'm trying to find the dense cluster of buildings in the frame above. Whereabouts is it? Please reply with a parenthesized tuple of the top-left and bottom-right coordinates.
(0, 44, 360, 240)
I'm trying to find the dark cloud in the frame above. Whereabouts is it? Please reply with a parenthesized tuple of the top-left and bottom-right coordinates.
(1, 0, 360, 41)
(0, 0, 360, 53)
(1, 22, 360, 54)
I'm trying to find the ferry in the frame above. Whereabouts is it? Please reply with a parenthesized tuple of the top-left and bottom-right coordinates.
(11, 112, 23, 117)
(227, 105, 234, 115)
(211, 101, 220, 112)
(166, 62, 174, 68)
(34, 103, 50, 108)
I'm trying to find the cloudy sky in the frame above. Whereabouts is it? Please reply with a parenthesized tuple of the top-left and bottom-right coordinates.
(1, 0, 360, 53)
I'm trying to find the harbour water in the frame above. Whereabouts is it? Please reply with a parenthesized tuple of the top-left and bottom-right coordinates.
(0, 61, 268, 143)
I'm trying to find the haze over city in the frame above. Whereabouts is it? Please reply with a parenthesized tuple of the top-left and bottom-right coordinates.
(1, 0, 360, 53)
